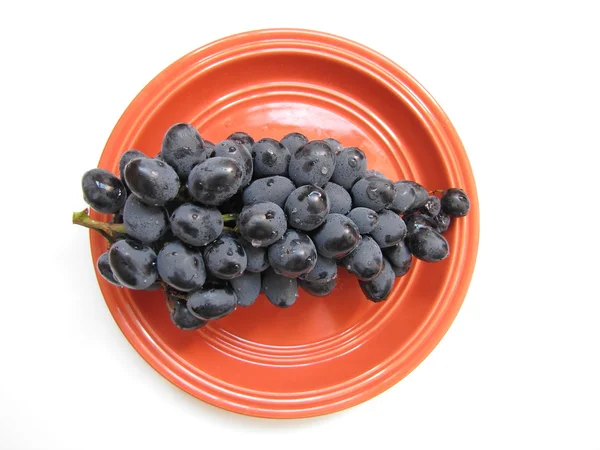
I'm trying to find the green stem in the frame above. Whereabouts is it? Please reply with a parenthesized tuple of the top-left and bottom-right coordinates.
(222, 213, 238, 223)
(72, 209, 126, 241)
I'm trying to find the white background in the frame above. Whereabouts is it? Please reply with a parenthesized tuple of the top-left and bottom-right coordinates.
(1, 1, 599, 449)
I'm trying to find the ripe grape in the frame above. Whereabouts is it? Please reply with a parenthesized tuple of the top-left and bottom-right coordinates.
(214, 139, 253, 187)
(170, 203, 223, 247)
(441, 188, 470, 217)
(123, 195, 167, 244)
(108, 239, 158, 290)
(124, 158, 180, 206)
(262, 267, 298, 308)
(331, 147, 366, 189)
(369, 209, 407, 248)
(157, 241, 206, 292)
(323, 182, 352, 215)
(288, 140, 336, 187)
(406, 227, 449, 262)
(187, 157, 243, 206)
(280, 132, 308, 153)
(237, 201, 287, 247)
(242, 176, 295, 209)
(341, 235, 384, 281)
(267, 229, 317, 278)
(230, 272, 261, 307)
(251, 138, 291, 178)
(82, 168, 127, 213)
(203, 234, 247, 280)
(350, 176, 396, 212)
(284, 185, 330, 231)
(187, 286, 237, 320)
(346, 207, 379, 234)
(311, 213, 361, 259)
(359, 257, 395, 302)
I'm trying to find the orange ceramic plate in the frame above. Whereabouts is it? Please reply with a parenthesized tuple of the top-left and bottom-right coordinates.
(91, 29, 479, 418)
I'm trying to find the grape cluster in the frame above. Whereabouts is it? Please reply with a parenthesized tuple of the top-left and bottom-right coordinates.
(78, 124, 471, 331)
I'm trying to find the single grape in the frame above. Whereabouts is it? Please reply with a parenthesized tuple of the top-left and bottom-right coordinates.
(323, 138, 344, 155)
(203, 234, 247, 280)
(161, 123, 207, 180)
(237, 202, 287, 247)
(331, 147, 367, 189)
(369, 209, 407, 248)
(280, 132, 308, 153)
(422, 195, 442, 217)
(311, 213, 361, 259)
(170, 203, 223, 247)
(82, 168, 127, 213)
(167, 297, 208, 330)
(341, 235, 384, 281)
(251, 138, 291, 178)
(364, 169, 391, 182)
(432, 212, 452, 233)
(240, 239, 269, 272)
(284, 185, 330, 231)
(118, 149, 146, 186)
(108, 239, 157, 290)
(227, 131, 255, 151)
(213, 139, 253, 187)
(157, 241, 206, 292)
(187, 157, 243, 206)
(299, 254, 337, 284)
(298, 278, 337, 296)
(122, 195, 168, 244)
(230, 272, 261, 307)
(406, 227, 449, 262)
(346, 207, 379, 234)
(404, 213, 437, 235)
(383, 241, 413, 277)
(187, 285, 237, 320)
(359, 257, 395, 302)
(388, 181, 417, 214)
(124, 158, 180, 206)
(350, 176, 396, 212)
(203, 140, 215, 157)
(242, 176, 296, 209)
(323, 182, 352, 215)
(288, 140, 336, 187)
(404, 181, 428, 212)
(96, 251, 121, 286)
(267, 229, 317, 278)
(441, 188, 470, 217)
(262, 267, 298, 308)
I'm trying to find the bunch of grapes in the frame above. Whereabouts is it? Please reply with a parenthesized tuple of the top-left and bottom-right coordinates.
(74, 123, 471, 331)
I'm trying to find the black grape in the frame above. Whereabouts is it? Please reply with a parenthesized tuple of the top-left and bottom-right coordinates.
(227, 131, 255, 151)
(124, 158, 180, 206)
(299, 254, 337, 284)
(331, 147, 366, 189)
(108, 239, 158, 290)
(242, 176, 295, 209)
(230, 272, 261, 307)
(251, 138, 291, 178)
(388, 181, 417, 214)
(323, 138, 344, 155)
(280, 132, 308, 153)
(350, 176, 396, 212)
(161, 123, 207, 180)
(187, 286, 237, 320)
(346, 207, 379, 234)
(369, 209, 407, 248)
(187, 157, 243, 206)
(213, 139, 253, 187)
(441, 188, 470, 217)
(284, 185, 330, 231)
(323, 182, 352, 215)
(82, 168, 127, 213)
(118, 149, 146, 186)
(298, 278, 337, 296)
(383, 241, 413, 277)
(240, 239, 269, 273)
(157, 241, 206, 292)
(267, 229, 317, 278)
(167, 297, 208, 330)
(262, 267, 298, 308)
(311, 213, 361, 259)
(96, 251, 121, 286)
(288, 140, 336, 187)
(341, 235, 384, 281)
(359, 257, 395, 302)
(421, 196, 441, 217)
(203, 234, 247, 280)
(237, 201, 287, 247)
(170, 203, 223, 247)
(406, 227, 449, 262)
(123, 195, 168, 244)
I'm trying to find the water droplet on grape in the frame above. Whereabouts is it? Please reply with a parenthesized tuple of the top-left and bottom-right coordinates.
(346, 265, 352, 270)
(228, 146, 236, 153)
(294, 218, 300, 224)
(267, 179, 275, 187)
(265, 210, 275, 220)
(291, 208, 297, 214)
(321, 166, 328, 175)
(227, 249, 234, 256)
(192, 214, 198, 220)
(251, 239, 261, 247)
(367, 261, 371, 266)
(348, 156, 358, 168)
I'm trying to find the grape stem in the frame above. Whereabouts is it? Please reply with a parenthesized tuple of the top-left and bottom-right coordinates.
(221, 213, 238, 222)
(72, 209, 126, 241)
(430, 189, 444, 195)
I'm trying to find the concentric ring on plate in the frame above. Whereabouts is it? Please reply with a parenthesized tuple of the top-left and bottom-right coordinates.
(90, 28, 479, 418)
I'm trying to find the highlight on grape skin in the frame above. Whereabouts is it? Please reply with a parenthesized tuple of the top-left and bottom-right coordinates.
(73, 122, 471, 329)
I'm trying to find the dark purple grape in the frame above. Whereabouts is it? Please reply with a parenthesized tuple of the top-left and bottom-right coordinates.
(288, 140, 336, 187)
(108, 239, 157, 290)
(262, 267, 298, 308)
(122, 195, 168, 244)
(404, 213, 437, 235)
(299, 254, 337, 284)
(441, 188, 470, 217)
(213, 139, 253, 187)
(311, 213, 361, 259)
(124, 158, 180, 207)
(323, 138, 344, 155)
(227, 131, 255, 151)
(346, 207, 379, 234)
(96, 251, 121, 286)
(406, 227, 449, 262)
(203, 234, 247, 280)
(203, 140, 216, 157)
(284, 185, 330, 231)
(161, 123, 206, 180)
(237, 202, 287, 247)
(170, 203, 223, 247)
(298, 278, 337, 296)
(167, 297, 208, 330)
(359, 257, 395, 302)
(187, 157, 243, 206)
(187, 285, 237, 320)
(350, 176, 396, 212)
(267, 230, 317, 278)
(251, 138, 291, 178)
(404, 181, 428, 213)
(240, 239, 269, 273)
(280, 132, 308, 153)
(383, 241, 413, 277)
(422, 196, 442, 217)
(331, 147, 367, 189)
(369, 210, 407, 248)
(242, 176, 295, 209)
(118, 149, 146, 186)
(157, 241, 206, 292)
(341, 235, 384, 281)
(323, 182, 352, 215)
(82, 168, 127, 213)
(388, 181, 417, 214)
(432, 212, 452, 233)
(230, 272, 261, 307)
